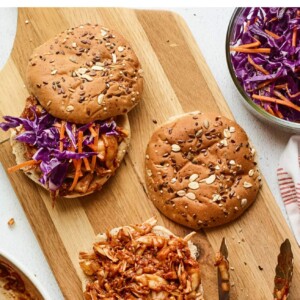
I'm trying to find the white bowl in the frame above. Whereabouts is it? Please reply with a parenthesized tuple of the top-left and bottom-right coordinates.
(0, 250, 51, 299)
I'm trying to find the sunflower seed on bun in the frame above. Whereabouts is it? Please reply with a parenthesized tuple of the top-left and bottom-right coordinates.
(145, 112, 261, 229)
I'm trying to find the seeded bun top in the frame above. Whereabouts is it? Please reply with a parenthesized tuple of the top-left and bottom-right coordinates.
(26, 24, 143, 124)
(145, 112, 261, 229)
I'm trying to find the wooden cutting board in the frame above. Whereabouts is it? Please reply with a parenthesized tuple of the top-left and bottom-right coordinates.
(0, 8, 299, 299)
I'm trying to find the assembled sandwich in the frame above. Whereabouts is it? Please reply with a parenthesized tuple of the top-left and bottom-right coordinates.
(0, 24, 143, 199)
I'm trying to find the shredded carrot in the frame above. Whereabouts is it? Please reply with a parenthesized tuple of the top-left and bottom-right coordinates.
(71, 159, 83, 177)
(249, 79, 274, 92)
(287, 90, 300, 98)
(274, 84, 287, 90)
(252, 94, 300, 112)
(238, 40, 261, 49)
(273, 91, 295, 104)
(91, 126, 99, 173)
(257, 79, 275, 90)
(244, 20, 250, 32)
(275, 109, 284, 119)
(78, 131, 83, 153)
(8, 160, 41, 174)
(266, 106, 276, 116)
(252, 94, 280, 103)
(69, 145, 78, 170)
(264, 29, 280, 39)
(59, 121, 66, 152)
(78, 131, 91, 172)
(230, 47, 271, 54)
(69, 159, 82, 191)
(292, 27, 297, 47)
(87, 144, 97, 151)
(247, 55, 269, 75)
(274, 83, 300, 98)
(268, 17, 278, 23)
(89, 126, 98, 138)
(83, 158, 91, 171)
(69, 131, 84, 191)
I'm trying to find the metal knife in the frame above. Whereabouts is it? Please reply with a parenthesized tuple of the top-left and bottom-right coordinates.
(274, 239, 293, 300)
(215, 237, 230, 300)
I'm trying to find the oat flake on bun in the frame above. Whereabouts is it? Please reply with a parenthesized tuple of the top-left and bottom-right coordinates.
(145, 112, 261, 229)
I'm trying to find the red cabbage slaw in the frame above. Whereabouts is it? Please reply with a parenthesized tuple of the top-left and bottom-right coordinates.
(230, 8, 300, 122)
(0, 105, 119, 192)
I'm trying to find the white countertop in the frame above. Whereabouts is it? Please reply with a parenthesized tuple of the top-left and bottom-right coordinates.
(0, 7, 292, 300)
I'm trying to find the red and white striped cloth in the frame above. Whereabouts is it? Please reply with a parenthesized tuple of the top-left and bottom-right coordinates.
(277, 136, 300, 246)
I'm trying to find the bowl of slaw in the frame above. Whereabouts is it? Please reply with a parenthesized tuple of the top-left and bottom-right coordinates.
(226, 7, 300, 132)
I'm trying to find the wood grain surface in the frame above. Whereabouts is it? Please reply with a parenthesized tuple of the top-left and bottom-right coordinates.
(0, 8, 299, 299)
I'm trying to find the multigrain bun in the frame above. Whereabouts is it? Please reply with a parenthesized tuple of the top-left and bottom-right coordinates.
(145, 112, 261, 229)
(27, 24, 143, 124)
(10, 114, 130, 198)
(79, 218, 204, 299)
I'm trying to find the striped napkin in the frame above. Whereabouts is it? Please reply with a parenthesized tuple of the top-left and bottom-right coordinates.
(277, 136, 300, 246)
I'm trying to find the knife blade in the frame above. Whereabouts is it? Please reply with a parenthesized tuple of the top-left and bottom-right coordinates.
(274, 239, 293, 300)
(215, 237, 230, 300)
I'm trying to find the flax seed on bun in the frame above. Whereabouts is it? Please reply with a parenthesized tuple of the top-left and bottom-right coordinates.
(145, 112, 261, 229)
(26, 24, 143, 124)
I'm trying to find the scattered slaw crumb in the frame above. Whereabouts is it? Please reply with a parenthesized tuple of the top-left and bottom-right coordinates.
(7, 218, 15, 227)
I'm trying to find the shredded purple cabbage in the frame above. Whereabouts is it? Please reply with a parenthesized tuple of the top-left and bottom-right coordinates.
(230, 7, 300, 121)
(0, 106, 119, 191)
